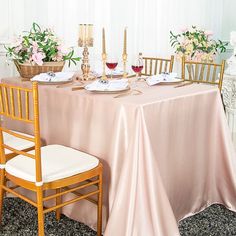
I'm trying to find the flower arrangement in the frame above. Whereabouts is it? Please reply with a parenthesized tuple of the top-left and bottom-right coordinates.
(5, 22, 80, 67)
(170, 26, 228, 62)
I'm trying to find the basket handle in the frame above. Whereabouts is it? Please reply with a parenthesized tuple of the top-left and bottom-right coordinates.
(14, 60, 21, 73)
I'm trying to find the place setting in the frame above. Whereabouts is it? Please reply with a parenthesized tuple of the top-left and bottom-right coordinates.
(30, 71, 75, 85)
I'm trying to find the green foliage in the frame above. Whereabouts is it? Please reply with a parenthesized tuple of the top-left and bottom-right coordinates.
(170, 26, 228, 61)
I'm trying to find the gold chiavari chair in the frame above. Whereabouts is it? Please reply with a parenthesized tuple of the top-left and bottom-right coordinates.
(181, 57, 226, 91)
(0, 82, 103, 236)
(142, 55, 174, 76)
(0, 85, 35, 160)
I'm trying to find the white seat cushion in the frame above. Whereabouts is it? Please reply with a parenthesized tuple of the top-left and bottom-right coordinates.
(3, 131, 35, 155)
(5, 144, 99, 183)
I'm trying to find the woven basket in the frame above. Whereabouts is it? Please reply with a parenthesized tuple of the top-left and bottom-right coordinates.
(14, 60, 65, 80)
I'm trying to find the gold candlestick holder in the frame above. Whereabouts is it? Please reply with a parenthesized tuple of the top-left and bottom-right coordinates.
(80, 46, 95, 80)
(122, 53, 128, 78)
(100, 53, 108, 83)
(99, 27, 108, 84)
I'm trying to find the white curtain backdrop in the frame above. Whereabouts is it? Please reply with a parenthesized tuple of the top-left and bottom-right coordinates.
(0, 0, 224, 73)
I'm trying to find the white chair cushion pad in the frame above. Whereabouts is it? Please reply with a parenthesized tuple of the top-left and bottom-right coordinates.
(5, 145, 99, 183)
(4, 131, 35, 155)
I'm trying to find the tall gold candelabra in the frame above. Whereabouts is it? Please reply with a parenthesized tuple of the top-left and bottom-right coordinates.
(78, 24, 95, 81)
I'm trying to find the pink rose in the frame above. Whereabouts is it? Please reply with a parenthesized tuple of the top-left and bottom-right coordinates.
(32, 52, 45, 65)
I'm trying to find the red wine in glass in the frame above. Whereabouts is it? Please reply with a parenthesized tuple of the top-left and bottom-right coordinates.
(106, 62, 118, 70)
(106, 61, 118, 79)
(131, 53, 143, 85)
(132, 65, 143, 73)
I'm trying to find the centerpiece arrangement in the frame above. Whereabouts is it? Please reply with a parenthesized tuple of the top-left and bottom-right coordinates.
(5, 22, 80, 80)
(170, 26, 228, 62)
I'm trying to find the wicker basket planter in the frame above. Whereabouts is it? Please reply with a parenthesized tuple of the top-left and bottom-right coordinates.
(14, 60, 65, 81)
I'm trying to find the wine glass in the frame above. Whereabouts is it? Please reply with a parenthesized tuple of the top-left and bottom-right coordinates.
(106, 56, 118, 79)
(131, 55, 143, 81)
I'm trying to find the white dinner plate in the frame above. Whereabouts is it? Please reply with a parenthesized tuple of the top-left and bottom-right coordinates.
(36, 79, 73, 85)
(85, 85, 130, 94)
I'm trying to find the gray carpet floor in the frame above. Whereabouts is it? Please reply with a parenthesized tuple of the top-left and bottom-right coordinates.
(0, 198, 236, 235)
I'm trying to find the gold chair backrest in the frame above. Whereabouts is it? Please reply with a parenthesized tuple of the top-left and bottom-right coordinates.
(142, 55, 174, 76)
(0, 82, 42, 183)
(181, 57, 226, 91)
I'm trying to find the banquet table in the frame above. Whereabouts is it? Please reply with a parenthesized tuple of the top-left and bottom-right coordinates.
(2, 77, 236, 236)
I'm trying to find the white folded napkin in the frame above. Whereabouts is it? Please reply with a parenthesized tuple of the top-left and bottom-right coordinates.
(146, 72, 178, 86)
(85, 79, 129, 91)
(94, 67, 124, 77)
(31, 72, 75, 82)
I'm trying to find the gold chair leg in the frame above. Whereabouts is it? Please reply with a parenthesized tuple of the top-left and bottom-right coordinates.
(36, 186, 45, 236)
(56, 188, 61, 221)
(97, 173, 103, 236)
(0, 169, 6, 223)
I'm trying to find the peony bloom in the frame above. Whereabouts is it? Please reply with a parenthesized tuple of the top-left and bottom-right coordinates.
(32, 52, 45, 65)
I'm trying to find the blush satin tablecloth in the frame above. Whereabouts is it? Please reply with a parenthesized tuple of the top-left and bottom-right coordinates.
(2, 77, 236, 236)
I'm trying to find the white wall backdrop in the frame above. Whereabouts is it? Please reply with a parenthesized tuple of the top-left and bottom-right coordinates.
(0, 0, 233, 76)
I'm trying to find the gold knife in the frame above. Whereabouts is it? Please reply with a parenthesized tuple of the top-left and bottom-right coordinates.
(71, 86, 85, 91)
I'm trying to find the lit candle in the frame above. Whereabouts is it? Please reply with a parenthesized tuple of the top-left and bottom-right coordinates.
(102, 28, 106, 54)
(123, 27, 127, 55)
